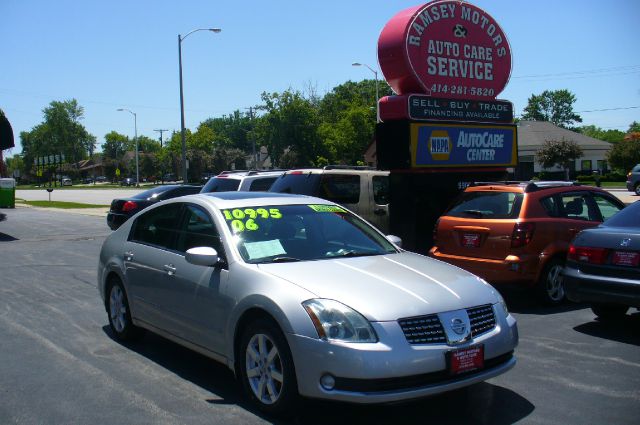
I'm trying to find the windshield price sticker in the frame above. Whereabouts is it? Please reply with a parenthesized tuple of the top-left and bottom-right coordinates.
(222, 208, 282, 233)
(308, 205, 346, 213)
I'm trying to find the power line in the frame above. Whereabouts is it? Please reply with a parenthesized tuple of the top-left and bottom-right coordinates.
(577, 106, 639, 113)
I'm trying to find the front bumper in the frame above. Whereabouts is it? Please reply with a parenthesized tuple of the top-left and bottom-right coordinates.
(564, 265, 640, 307)
(429, 247, 538, 286)
(287, 308, 518, 403)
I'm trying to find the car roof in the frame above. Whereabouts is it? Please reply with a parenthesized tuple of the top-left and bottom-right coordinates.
(181, 191, 332, 209)
(465, 181, 598, 194)
(283, 167, 389, 176)
(215, 170, 285, 180)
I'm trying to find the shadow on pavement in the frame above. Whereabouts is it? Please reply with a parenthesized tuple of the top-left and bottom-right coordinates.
(573, 311, 640, 346)
(0, 231, 18, 242)
(498, 287, 587, 316)
(103, 326, 534, 425)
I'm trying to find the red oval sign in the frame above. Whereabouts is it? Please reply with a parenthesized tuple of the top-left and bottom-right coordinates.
(378, 1, 512, 100)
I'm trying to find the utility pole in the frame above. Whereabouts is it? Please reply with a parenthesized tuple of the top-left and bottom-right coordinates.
(154, 129, 169, 148)
(245, 107, 256, 169)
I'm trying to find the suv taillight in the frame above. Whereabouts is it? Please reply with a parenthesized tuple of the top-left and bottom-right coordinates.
(511, 222, 535, 248)
(122, 201, 138, 212)
(568, 245, 608, 264)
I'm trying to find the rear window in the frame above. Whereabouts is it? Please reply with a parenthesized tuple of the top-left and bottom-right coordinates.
(132, 186, 177, 200)
(446, 191, 523, 219)
(318, 175, 360, 204)
(269, 173, 321, 196)
(201, 177, 241, 193)
(248, 177, 277, 191)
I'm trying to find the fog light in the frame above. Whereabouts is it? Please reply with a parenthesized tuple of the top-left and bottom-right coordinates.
(320, 374, 335, 391)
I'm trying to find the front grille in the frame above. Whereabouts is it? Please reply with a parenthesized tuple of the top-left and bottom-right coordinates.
(467, 304, 496, 337)
(399, 304, 497, 345)
(398, 315, 446, 344)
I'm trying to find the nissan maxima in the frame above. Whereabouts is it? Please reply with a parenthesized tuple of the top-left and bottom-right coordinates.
(98, 192, 518, 415)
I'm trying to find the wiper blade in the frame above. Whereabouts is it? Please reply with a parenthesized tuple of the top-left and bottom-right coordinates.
(335, 251, 379, 258)
(462, 209, 484, 217)
(269, 256, 302, 263)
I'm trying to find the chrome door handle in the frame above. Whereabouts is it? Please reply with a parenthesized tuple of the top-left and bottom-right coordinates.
(124, 251, 134, 261)
(163, 264, 177, 276)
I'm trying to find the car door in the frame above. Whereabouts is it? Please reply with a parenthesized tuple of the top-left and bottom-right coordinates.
(365, 174, 390, 233)
(124, 203, 184, 330)
(162, 204, 231, 353)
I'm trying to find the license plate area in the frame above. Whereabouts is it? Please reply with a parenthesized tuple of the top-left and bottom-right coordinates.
(612, 251, 640, 267)
(447, 345, 484, 375)
(461, 233, 481, 248)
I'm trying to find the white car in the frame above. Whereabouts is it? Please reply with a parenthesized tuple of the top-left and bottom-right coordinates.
(98, 192, 518, 415)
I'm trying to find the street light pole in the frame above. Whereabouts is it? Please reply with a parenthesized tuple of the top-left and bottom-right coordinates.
(352, 62, 380, 122)
(178, 27, 221, 184)
(117, 108, 139, 186)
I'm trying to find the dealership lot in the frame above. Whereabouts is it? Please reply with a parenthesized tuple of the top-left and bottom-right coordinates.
(0, 207, 638, 424)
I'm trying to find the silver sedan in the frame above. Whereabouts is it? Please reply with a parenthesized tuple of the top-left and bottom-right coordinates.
(98, 192, 518, 415)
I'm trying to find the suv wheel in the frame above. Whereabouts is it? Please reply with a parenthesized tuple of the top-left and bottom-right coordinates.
(591, 303, 628, 320)
(537, 258, 566, 305)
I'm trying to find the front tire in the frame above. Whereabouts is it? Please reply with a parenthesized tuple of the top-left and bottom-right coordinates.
(238, 318, 298, 415)
(635, 183, 640, 196)
(591, 303, 629, 320)
(537, 258, 566, 305)
(106, 277, 143, 341)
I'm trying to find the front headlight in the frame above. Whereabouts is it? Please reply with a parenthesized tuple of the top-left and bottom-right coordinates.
(302, 299, 378, 343)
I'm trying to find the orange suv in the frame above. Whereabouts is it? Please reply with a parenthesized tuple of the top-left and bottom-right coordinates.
(429, 181, 625, 304)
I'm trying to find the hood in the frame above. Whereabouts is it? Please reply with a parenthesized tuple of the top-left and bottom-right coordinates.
(258, 252, 499, 321)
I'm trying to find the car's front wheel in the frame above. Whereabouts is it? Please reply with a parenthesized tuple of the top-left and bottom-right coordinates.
(238, 318, 298, 415)
(537, 258, 566, 305)
(106, 277, 143, 341)
(591, 303, 629, 320)
(635, 183, 640, 196)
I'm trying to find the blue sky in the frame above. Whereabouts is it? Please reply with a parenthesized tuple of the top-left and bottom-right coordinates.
(2, 0, 639, 154)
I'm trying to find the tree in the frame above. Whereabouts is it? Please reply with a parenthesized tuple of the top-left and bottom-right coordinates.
(576, 125, 624, 144)
(521, 89, 582, 128)
(254, 90, 323, 167)
(20, 99, 96, 174)
(628, 121, 640, 133)
(607, 132, 640, 172)
(536, 139, 583, 180)
(101, 131, 131, 160)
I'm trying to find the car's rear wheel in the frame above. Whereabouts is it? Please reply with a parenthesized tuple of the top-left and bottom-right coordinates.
(635, 183, 640, 196)
(591, 303, 629, 320)
(106, 277, 143, 341)
(238, 318, 298, 415)
(537, 258, 566, 305)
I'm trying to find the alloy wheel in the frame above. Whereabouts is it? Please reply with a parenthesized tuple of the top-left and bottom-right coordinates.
(109, 285, 127, 333)
(245, 333, 284, 405)
(545, 264, 565, 302)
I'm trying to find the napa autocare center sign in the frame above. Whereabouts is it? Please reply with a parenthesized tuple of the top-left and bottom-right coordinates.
(411, 122, 517, 167)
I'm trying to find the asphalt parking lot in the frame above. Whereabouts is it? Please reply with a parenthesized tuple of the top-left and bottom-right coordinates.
(0, 207, 638, 424)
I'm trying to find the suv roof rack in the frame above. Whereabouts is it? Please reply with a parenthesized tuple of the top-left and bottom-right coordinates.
(524, 181, 581, 192)
(323, 165, 376, 170)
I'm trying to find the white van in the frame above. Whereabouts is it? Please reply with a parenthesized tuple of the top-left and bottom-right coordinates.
(269, 166, 390, 233)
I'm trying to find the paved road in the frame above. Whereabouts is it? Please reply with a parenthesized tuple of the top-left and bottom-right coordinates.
(1, 208, 638, 424)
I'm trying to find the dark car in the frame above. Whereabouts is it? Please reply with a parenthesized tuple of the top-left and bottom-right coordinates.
(120, 177, 136, 187)
(107, 184, 202, 230)
(626, 164, 640, 195)
(565, 200, 639, 320)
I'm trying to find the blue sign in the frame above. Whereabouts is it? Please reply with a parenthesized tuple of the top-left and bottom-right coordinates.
(411, 123, 517, 168)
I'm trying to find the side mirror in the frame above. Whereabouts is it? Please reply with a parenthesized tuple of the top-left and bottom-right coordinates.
(386, 235, 402, 248)
(185, 246, 220, 267)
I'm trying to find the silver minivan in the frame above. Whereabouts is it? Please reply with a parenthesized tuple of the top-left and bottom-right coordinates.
(269, 166, 390, 233)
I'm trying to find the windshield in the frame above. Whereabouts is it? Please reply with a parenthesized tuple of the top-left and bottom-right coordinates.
(221, 204, 398, 264)
(202, 177, 241, 193)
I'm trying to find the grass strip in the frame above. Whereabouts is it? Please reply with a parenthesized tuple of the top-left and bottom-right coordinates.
(22, 200, 109, 209)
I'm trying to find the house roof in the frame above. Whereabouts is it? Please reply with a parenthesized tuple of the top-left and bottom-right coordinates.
(517, 121, 612, 151)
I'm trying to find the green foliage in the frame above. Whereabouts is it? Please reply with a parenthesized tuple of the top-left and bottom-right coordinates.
(521, 89, 582, 128)
(628, 121, 640, 133)
(536, 139, 583, 180)
(20, 99, 96, 176)
(101, 131, 130, 160)
(606, 132, 640, 172)
(575, 125, 624, 143)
